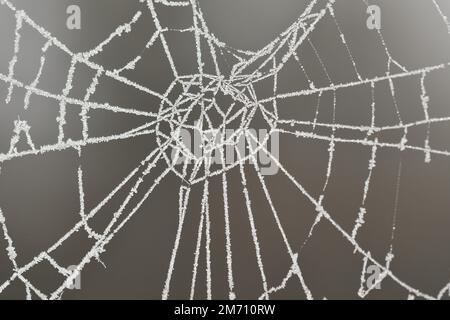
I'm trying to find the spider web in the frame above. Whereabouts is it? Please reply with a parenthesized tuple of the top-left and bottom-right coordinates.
(0, 0, 450, 300)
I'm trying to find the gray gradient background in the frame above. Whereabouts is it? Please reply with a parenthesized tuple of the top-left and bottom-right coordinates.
(1, 0, 450, 300)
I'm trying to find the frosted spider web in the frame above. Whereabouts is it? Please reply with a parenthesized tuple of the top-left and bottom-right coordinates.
(1, 0, 450, 300)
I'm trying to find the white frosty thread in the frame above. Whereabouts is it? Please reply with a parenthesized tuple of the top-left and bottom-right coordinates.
(0, 0, 449, 301)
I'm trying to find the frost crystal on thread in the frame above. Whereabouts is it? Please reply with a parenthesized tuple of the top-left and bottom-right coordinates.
(0, 0, 450, 300)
